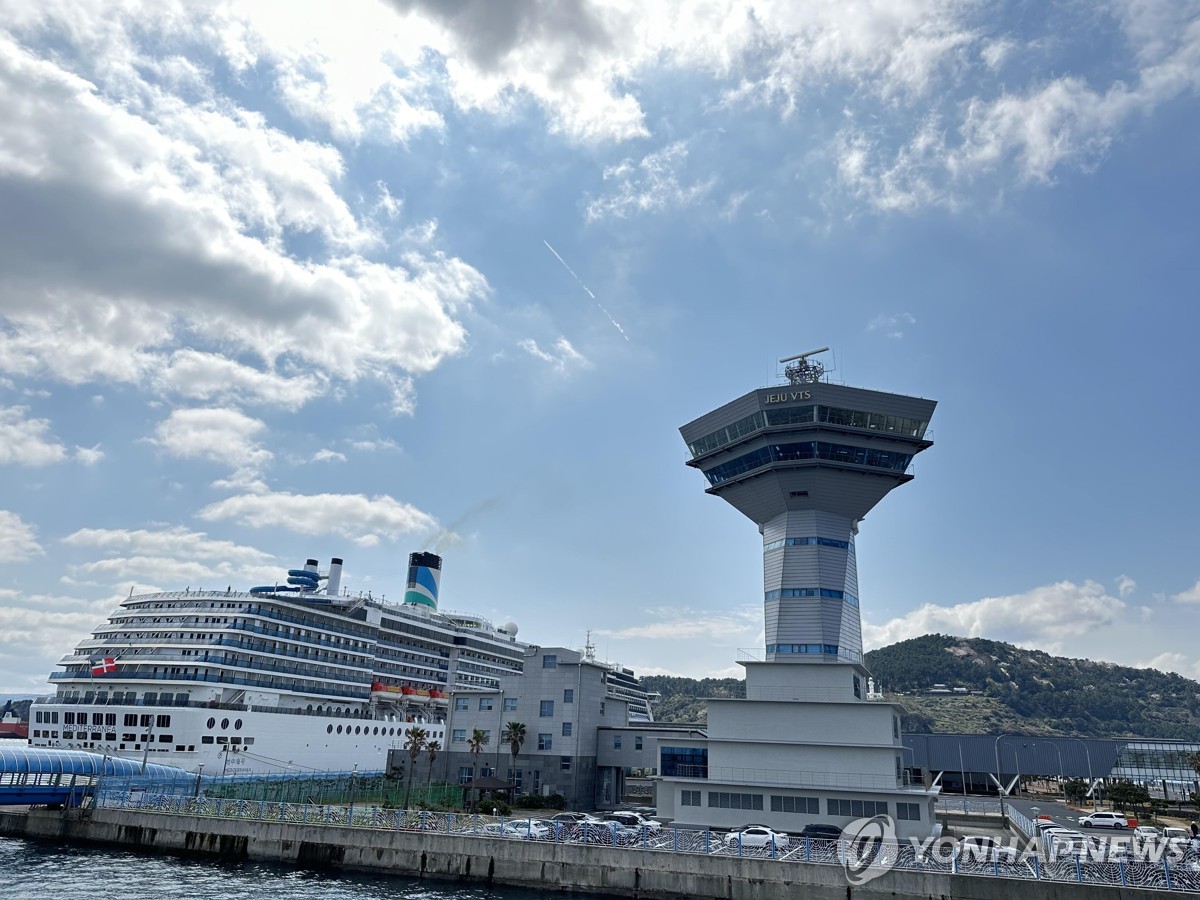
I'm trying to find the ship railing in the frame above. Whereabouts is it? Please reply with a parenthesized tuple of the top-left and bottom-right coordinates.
(48, 669, 372, 701)
(93, 789, 1200, 892)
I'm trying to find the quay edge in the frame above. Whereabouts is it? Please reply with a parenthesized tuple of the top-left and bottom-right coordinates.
(0, 807, 1178, 900)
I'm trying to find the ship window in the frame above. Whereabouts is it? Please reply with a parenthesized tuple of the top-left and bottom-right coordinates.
(156, 715, 171, 728)
(355, 726, 361, 735)
(233, 719, 242, 730)
(202, 736, 214, 744)
(158, 734, 172, 743)
(373, 727, 379, 735)
(207, 718, 216, 729)
(221, 718, 229, 729)
(336, 725, 343, 735)
(327, 725, 333, 734)
(244, 738, 253, 745)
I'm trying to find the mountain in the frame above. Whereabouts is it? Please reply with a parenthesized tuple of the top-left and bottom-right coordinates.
(642, 635, 1200, 740)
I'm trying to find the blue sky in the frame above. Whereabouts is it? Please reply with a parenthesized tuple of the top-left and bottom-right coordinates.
(2, 0, 1200, 695)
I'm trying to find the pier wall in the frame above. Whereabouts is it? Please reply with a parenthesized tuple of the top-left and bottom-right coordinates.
(0, 807, 1175, 900)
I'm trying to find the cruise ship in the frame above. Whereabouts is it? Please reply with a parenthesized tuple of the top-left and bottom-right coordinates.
(28, 553, 653, 775)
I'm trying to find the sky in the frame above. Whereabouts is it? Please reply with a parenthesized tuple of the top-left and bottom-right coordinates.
(2, 0, 1200, 696)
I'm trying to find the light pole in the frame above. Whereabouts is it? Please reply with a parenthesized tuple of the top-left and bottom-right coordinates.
(1066, 737, 1096, 810)
(994, 733, 1019, 822)
(1034, 742, 1065, 800)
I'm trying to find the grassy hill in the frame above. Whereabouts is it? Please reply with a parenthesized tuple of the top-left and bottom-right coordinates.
(643, 635, 1200, 739)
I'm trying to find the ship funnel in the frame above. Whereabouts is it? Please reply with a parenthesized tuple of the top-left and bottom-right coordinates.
(305, 558, 319, 573)
(405, 552, 442, 609)
(327, 557, 343, 596)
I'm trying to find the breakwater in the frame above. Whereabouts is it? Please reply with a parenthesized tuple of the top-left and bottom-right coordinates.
(0, 807, 1181, 900)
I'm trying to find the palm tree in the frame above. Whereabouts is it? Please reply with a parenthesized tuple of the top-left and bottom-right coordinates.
(467, 727, 489, 811)
(425, 739, 440, 786)
(501, 721, 526, 790)
(402, 726, 427, 810)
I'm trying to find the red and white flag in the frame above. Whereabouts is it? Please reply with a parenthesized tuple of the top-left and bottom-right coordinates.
(91, 657, 117, 676)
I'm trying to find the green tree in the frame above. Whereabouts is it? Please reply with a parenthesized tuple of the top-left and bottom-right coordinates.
(402, 726, 427, 810)
(468, 727, 489, 810)
(1105, 780, 1150, 813)
(1064, 778, 1089, 804)
(501, 721, 526, 789)
(425, 739, 440, 786)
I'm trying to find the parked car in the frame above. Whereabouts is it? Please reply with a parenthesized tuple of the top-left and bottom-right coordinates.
(724, 825, 790, 849)
(1133, 825, 1161, 844)
(603, 811, 662, 833)
(958, 835, 1020, 863)
(501, 820, 551, 840)
(551, 812, 603, 825)
(798, 823, 843, 841)
(1077, 811, 1129, 829)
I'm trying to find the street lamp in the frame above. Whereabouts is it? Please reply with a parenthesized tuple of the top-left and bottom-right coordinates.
(994, 733, 1020, 822)
(1066, 737, 1096, 811)
(1033, 742, 1065, 800)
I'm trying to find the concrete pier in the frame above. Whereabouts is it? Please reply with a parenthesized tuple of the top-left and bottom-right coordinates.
(0, 807, 1180, 900)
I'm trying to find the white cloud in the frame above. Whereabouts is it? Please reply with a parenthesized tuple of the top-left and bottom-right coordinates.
(0, 509, 43, 562)
(0, 405, 67, 465)
(595, 606, 760, 642)
(74, 444, 104, 466)
(0, 30, 484, 409)
(62, 525, 276, 566)
(312, 448, 347, 463)
(867, 312, 917, 339)
(862, 580, 1126, 654)
(1135, 651, 1200, 680)
(586, 141, 714, 220)
(1171, 580, 1200, 604)
(198, 488, 440, 547)
(1116, 574, 1137, 598)
(149, 407, 273, 474)
(517, 337, 590, 373)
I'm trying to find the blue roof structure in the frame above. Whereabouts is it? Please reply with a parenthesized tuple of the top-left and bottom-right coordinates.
(0, 745, 188, 779)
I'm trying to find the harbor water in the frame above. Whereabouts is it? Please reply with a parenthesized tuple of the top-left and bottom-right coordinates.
(0, 836, 614, 900)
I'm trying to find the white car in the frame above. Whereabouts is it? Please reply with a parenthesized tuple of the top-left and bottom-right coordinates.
(724, 825, 790, 849)
(1077, 811, 1128, 829)
(1133, 825, 1161, 843)
(603, 811, 662, 833)
(502, 820, 551, 840)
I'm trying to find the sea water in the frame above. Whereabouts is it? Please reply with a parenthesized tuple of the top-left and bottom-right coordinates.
(0, 836, 615, 900)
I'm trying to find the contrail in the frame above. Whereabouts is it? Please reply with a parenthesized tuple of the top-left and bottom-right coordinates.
(543, 240, 629, 341)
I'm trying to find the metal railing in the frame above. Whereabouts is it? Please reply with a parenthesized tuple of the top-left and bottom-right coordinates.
(96, 786, 1200, 891)
(671, 765, 918, 791)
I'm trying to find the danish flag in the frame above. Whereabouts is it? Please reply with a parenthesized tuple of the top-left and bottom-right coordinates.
(91, 657, 118, 676)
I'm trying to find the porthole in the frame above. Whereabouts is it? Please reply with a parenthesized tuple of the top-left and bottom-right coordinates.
(373, 727, 379, 736)
(355, 725, 361, 735)
(336, 725, 343, 734)
(234, 719, 242, 731)
(206, 717, 215, 729)
(327, 724, 333, 734)
(221, 717, 229, 729)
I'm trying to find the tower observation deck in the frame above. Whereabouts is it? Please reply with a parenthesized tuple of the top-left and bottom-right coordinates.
(680, 349, 936, 664)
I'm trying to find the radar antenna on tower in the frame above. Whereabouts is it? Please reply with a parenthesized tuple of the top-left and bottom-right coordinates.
(779, 347, 830, 385)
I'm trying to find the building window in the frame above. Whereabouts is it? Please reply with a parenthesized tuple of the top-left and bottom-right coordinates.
(459, 766, 472, 784)
(543, 655, 557, 668)
(560, 756, 571, 771)
(479, 698, 494, 711)
(454, 697, 469, 711)
(538, 733, 552, 751)
(563, 688, 574, 703)
(452, 729, 466, 743)
(661, 746, 707, 778)
(503, 698, 518, 711)
(635, 736, 643, 750)
(770, 795, 820, 814)
(827, 799, 888, 818)
(853, 675, 861, 699)
(540, 700, 554, 717)
(897, 803, 921, 821)
(561, 722, 572, 736)
(613, 735, 622, 750)
(680, 790, 701, 807)
(599, 701, 605, 716)
(893, 717, 899, 739)
(508, 768, 522, 791)
(707, 792, 763, 810)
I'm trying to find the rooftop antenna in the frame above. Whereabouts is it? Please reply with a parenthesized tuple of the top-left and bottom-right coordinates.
(779, 347, 830, 385)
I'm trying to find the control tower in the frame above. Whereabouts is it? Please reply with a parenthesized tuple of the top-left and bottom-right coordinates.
(679, 348, 935, 663)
